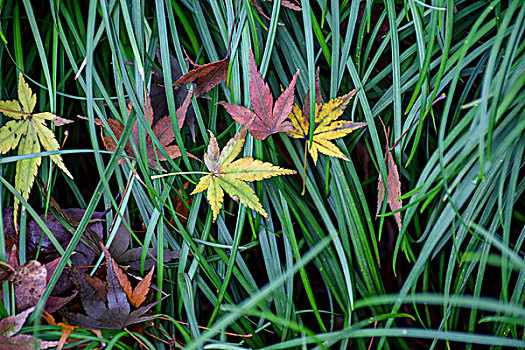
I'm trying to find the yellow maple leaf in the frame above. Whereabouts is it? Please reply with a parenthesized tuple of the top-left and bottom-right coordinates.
(287, 87, 367, 164)
(0, 73, 73, 226)
(191, 125, 296, 222)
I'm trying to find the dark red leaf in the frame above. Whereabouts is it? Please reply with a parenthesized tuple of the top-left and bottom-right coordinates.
(175, 58, 229, 98)
(218, 48, 299, 140)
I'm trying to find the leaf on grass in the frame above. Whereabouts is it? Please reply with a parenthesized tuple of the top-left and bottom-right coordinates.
(175, 57, 229, 98)
(80, 90, 198, 170)
(0, 307, 59, 349)
(191, 124, 296, 221)
(287, 74, 366, 164)
(170, 182, 193, 225)
(218, 48, 299, 140)
(376, 122, 402, 232)
(63, 248, 164, 330)
(0, 73, 73, 226)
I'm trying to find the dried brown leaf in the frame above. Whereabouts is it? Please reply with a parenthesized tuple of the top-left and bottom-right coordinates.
(175, 58, 229, 98)
(12, 260, 47, 312)
(376, 121, 402, 231)
(130, 267, 154, 308)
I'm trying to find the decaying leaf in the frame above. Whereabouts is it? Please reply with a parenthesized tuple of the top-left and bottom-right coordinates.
(218, 48, 299, 140)
(0, 249, 75, 313)
(0, 307, 58, 349)
(287, 72, 366, 164)
(376, 122, 402, 231)
(0, 72, 73, 226)
(11, 260, 47, 313)
(81, 91, 198, 170)
(175, 57, 229, 98)
(62, 247, 165, 329)
(191, 123, 296, 221)
(108, 211, 180, 271)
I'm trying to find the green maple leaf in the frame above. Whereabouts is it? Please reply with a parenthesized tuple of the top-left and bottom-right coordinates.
(0, 72, 73, 226)
(191, 125, 296, 222)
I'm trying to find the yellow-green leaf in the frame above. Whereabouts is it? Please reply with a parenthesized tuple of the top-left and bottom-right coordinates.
(34, 120, 73, 179)
(0, 72, 74, 227)
(33, 112, 58, 121)
(14, 125, 40, 226)
(222, 157, 295, 182)
(192, 127, 296, 222)
(206, 178, 225, 222)
(0, 120, 25, 153)
(18, 72, 36, 114)
(0, 100, 24, 119)
(286, 88, 366, 165)
(217, 175, 269, 219)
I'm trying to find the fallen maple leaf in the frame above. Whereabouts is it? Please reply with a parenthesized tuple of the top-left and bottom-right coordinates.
(62, 247, 164, 329)
(175, 57, 229, 98)
(376, 121, 402, 231)
(218, 48, 299, 140)
(81, 91, 197, 169)
(190, 123, 296, 221)
(0, 307, 58, 349)
(0, 72, 73, 226)
(287, 74, 366, 164)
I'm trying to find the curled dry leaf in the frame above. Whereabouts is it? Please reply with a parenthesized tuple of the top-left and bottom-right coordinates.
(376, 121, 403, 231)
(175, 57, 229, 98)
(218, 48, 299, 140)
(191, 122, 296, 221)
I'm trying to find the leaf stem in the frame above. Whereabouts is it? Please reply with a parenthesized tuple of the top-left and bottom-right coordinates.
(151, 171, 210, 180)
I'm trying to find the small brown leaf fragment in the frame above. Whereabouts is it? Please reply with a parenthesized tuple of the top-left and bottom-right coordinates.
(55, 323, 78, 350)
(170, 183, 193, 225)
(131, 267, 154, 308)
(175, 58, 229, 98)
(12, 260, 47, 312)
(376, 121, 402, 231)
(111, 256, 133, 304)
(52, 116, 74, 126)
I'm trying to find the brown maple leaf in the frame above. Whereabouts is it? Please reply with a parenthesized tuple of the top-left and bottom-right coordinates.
(80, 92, 197, 169)
(376, 120, 402, 231)
(175, 56, 229, 98)
(218, 48, 299, 140)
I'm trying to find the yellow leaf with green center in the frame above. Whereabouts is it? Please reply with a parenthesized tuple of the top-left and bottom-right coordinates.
(0, 73, 74, 226)
(191, 125, 296, 222)
(287, 87, 367, 164)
